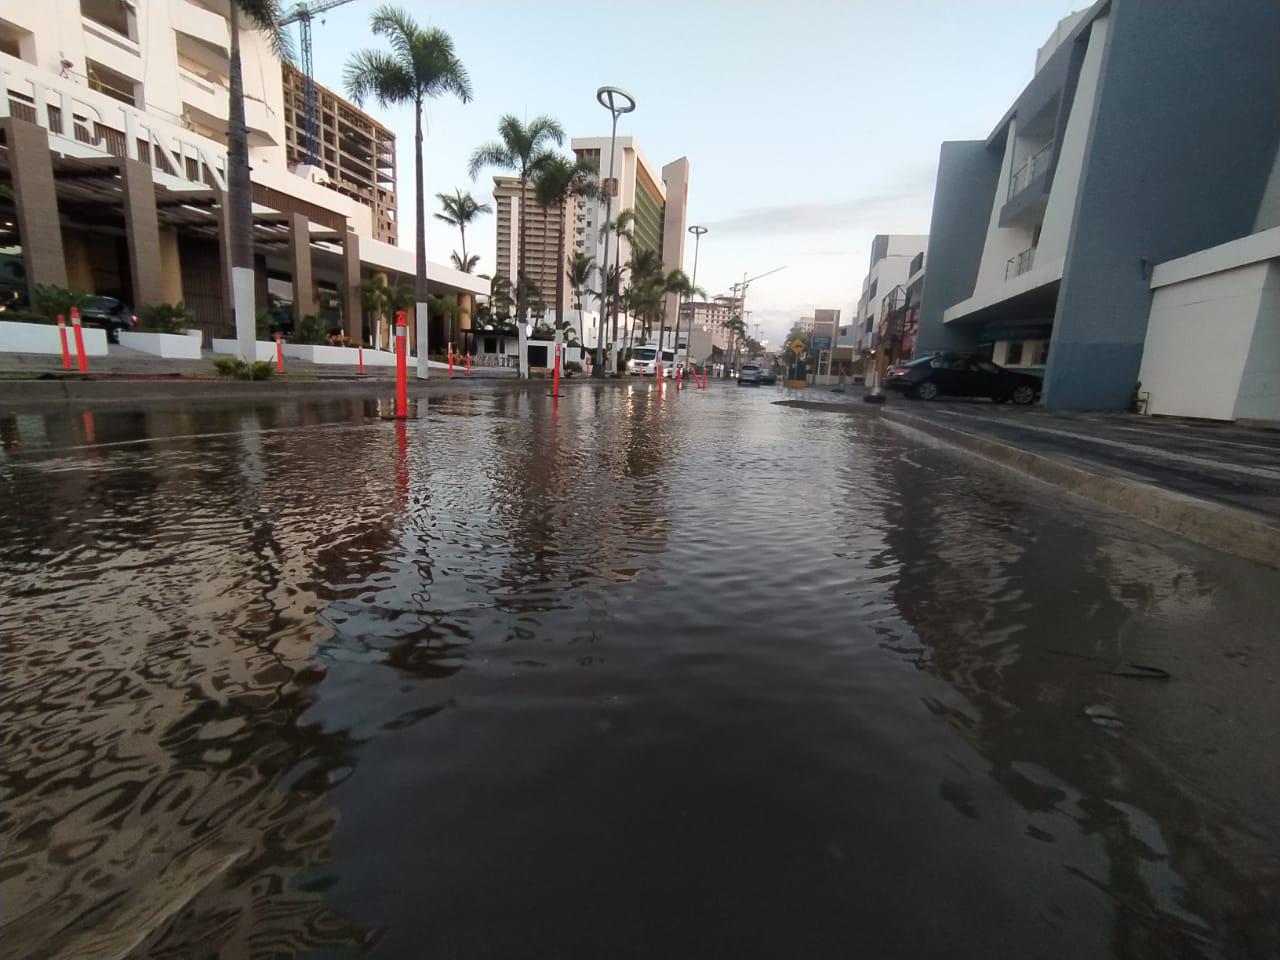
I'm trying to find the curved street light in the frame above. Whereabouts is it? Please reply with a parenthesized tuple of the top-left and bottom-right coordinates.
(592, 86, 636, 377)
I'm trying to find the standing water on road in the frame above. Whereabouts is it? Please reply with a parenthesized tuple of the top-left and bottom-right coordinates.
(2, 384, 1278, 959)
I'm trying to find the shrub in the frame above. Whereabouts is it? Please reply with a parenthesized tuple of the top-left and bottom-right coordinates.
(31, 284, 92, 323)
(248, 361, 274, 381)
(565, 361, 583, 373)
(137, 301, 194, 334)
(292, 314, 327, 345)
(213, 357, 247, 378)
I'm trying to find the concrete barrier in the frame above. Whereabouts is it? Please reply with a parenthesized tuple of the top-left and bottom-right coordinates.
(118, 330, 203, 359)
(1, 320, 109, 356)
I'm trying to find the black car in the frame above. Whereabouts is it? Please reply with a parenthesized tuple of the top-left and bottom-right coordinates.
(79, 296, 136, 343)
(884, 353, 1041, 404)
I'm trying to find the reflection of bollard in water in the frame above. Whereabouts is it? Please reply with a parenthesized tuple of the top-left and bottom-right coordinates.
(395, 309, 408, 418)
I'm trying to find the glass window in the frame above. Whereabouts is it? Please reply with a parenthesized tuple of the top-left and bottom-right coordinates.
(971, 360, 1001, 373)
(1036, 341, 1050, 365)
(1005, 341, 1024, 365)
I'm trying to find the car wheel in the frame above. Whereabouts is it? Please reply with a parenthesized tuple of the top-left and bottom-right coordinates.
(915, 380, 939, 401)
(1011, 384, 1036, 405)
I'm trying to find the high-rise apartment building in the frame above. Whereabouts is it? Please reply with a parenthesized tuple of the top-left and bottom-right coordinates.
(854, 234, 928, 353)
(281, 64, 397, 244)
(571, 136, 689, 332)
(679, 295, 741, 353)
(492, 175, 577, 317)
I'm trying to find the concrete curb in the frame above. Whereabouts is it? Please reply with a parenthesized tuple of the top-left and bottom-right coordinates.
(880, 408, 1280, 570)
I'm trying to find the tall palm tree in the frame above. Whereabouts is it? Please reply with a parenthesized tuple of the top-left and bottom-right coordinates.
(228, 1, 289, 362)
(726, 314, 747, 372)
(451, 251, 480, 273)
(435, 188, 490, 268)
(468, 116, 565, 327)
(567, 253, 595, 311)
(345, 6, 472, 361)
(533, 154, 598, 333)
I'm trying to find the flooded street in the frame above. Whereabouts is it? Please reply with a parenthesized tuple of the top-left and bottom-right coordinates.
(2, 383, 1278, 959)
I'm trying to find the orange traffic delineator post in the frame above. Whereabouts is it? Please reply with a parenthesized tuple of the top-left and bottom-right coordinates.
(551, 342, 561, 400)
(70, 307, 88, 373)
(448, 343, 454, 378)
(56, 314, 71, 369)
(394, 309, 408, 418)
(275, 333, 284, 373)
(466, 350, 471, 376)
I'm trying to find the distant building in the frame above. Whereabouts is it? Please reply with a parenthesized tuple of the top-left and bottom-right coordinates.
(680, 295, 741, 353)
(281, 64, 397, 244)
(915, 0, 1280, 416)
(493, 175, 577, 317)
(854, 234, 928, 355)
(571, 137, 689, 330)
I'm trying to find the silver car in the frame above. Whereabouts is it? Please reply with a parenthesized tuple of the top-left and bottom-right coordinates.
(738, 363, 763, 385)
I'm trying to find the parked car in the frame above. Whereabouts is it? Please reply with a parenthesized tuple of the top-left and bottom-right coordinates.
(738, 362, 763, 385)
(759, 369, 778, 385)
(884, 353, 1041, 404)
(79, 296, 136, 343)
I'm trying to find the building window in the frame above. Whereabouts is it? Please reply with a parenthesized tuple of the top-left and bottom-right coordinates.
(1005, 341, 1024, 365)
(81, 0, 136, 41)
(86, 59, 138, 107)
(1036, 341, 1050, 366)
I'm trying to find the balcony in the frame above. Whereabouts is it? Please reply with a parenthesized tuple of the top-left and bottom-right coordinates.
(1008, 140, 1054, 200)
(1005, 247, 1036, 281)
(174, 0, 231, 53)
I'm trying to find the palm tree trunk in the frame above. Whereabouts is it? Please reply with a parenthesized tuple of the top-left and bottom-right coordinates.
(227, 6, 255, 362)
(459, 223, 467, 263)
(554, 213, 566, 332)
(413, 100, 428, 372)
(516, 176, 528, 326)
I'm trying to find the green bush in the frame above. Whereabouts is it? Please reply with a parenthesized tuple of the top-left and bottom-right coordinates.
(212, 357, 247, 378)
(565, 361, 583, 373)
(212, 357, 275, 381)
(31, 284, 92, 323)
(137, 301, 194, 334)
(0, 309, 51, 325)
(292, 313, 327, 345)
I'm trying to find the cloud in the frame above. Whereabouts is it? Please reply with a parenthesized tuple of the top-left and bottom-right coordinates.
(706, 188, 932, 236)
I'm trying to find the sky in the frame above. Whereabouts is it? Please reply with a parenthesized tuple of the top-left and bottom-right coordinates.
(306, 0, 1084, 348)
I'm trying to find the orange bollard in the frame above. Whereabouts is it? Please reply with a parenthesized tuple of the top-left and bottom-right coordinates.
(466, 351, 471, 376)
(448, 343, 454, 378)
(70, 307, 88, 373)
(656, 360, 663, 393)
(394, 309, 408, 418)
(552, 342, 561, 399)
(57, 314, 72, 369)
(676, 363, 683, 390)
(275, 333, 284, 373)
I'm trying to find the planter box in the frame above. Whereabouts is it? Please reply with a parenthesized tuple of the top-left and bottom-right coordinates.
(283, 343, 399, 366)
(118, 330, 203, 359)
(212, 338, 277, 362)
(0, 320, 109, 356)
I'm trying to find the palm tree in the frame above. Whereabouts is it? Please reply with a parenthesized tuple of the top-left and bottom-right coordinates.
(228, 1, 289, 362)
(468, 116, 565, 329)
(359, 274, 416, 348)
(726, 314, 748, 373)
(345, 6, 472, 358)
(435, 188, 490, 268)
(533, 154, 598, 333)
(451, 251, 480, 273)
(567, 253, 595, 311)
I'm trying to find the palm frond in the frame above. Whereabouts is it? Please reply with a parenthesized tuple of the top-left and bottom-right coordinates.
(468, 142, 514, 180)
(413, 27, 473, 103)
(369, 4, 419, 66)
(343, 49, 414, 109)
(235, 0, 293, 61)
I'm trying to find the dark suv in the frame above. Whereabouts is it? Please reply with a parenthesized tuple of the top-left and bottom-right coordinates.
(79, 296, 136, 343)
(884, 353, 1041, 404)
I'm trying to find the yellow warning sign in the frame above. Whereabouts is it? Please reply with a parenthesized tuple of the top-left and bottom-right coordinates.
(790, 339, 807, 354)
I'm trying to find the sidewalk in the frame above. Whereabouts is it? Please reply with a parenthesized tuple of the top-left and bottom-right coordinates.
(777, 390, 1280, 568)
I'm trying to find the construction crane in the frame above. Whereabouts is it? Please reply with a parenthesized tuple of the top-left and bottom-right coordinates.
(281, 0, 358, 168)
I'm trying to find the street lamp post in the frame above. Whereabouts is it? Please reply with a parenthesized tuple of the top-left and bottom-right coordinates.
(675, 224, 707, 377)
(592, 85, 636, 378)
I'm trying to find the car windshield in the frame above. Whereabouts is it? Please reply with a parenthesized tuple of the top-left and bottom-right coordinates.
(633, 348, 656, 361)
(741, 365, 760, 373)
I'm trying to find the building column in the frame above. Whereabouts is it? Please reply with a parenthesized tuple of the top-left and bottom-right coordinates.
(215, 191, 235, 331)
(158, 227, 183, 305)
(5, 118, 67, 297)
(119, 158, 165, 307)
(288, 212, 316, 327)
(343, 227, 361, 344)
(457, 292, 474, 349)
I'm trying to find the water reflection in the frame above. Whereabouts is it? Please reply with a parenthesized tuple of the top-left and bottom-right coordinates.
(0, 390, 1277, 958)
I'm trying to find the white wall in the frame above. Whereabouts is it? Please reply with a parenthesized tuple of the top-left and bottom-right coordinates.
(1138, 261, 1270, 421)
(973, 118, 1035, 294)
(1235, 262, 1280, 421)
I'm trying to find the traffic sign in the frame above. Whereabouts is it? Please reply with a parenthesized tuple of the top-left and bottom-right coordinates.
(790, 339, 806, 354)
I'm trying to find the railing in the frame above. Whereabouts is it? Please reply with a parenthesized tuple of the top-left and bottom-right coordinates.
(1005, 247, 1036, 281)
(1007, 140, 1054, 199)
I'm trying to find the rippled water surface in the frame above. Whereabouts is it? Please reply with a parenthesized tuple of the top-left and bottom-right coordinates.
(2, 384, 1278, 959)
